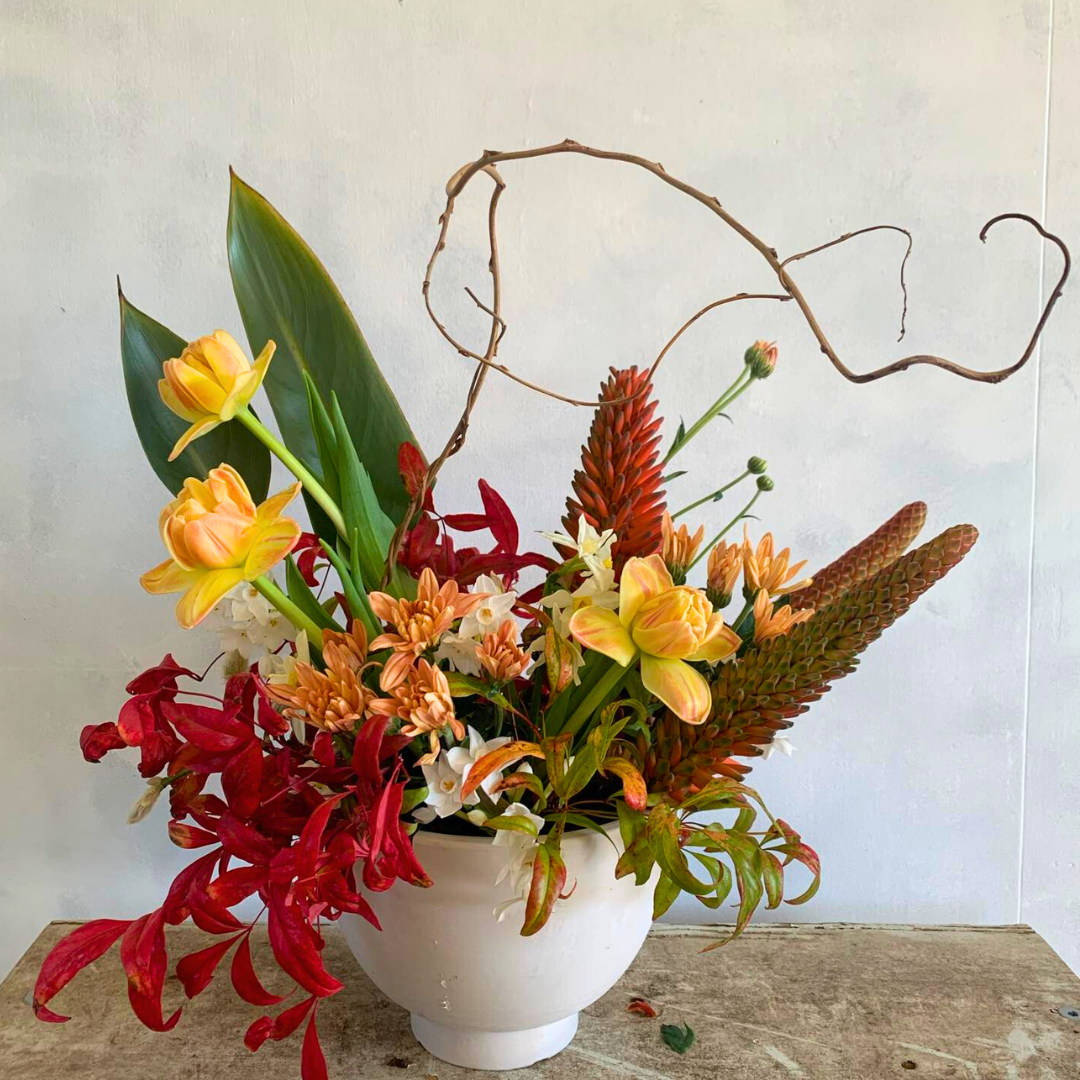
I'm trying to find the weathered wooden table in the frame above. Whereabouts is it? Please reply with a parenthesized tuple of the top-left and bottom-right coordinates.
(2, 922, 1078, 1078)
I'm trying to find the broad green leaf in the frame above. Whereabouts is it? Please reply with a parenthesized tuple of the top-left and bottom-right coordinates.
(521, 844, 566, 937)
(560, 813, 618, 849)
(227, 171, 421, 521)
(615, 831, 656, 887)
(400, 786, 429, 814)
(317, 540, 379, 640)
(660, 1023, 695, 1055)
(645, 805, 713, 896)
(652, 872, 681, 920)
(484, 815, 539, 837)
(119, 287, 270, 501)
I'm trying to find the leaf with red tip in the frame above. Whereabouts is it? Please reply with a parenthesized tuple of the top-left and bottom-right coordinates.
(120, 909, 182, 1032)
(302, 1010, 329, 1080)
(266, 886, 344, 998)
(32, 919, 131, 1022)
(207, 865, 268, 907)
(217, 812, 279, 865)
(602, 757, 648, 811)
(231, 934, 286, 1007)
(79, 722, 126, 763)
(478, 479, 519, 554)
(176, 934, 241, 999)
(222, 742, 264, 818)
(460, 741, 544, 799)
(521, 844, 566, 936)
(168, 821, 219, 849)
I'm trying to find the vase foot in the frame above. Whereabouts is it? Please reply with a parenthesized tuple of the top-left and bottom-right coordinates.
(410, 1011, 579, 1070)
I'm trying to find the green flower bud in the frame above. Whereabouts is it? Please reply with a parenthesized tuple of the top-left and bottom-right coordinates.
(747, 456, 768, 475)
(744, 339, 779, 380)
(756, 475, 774, 492)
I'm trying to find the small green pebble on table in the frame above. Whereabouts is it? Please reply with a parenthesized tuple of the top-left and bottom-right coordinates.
(3, 921, 1079, 1079)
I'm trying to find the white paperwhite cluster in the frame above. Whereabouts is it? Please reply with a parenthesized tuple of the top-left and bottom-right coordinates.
(434, 574, 518, 676)
(206, 582, 292, 660)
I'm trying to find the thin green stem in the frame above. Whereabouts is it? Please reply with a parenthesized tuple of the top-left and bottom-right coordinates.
(686, 488, 764, 574)
(672, 469, 751, 520)
(560, 659, 634, 739)
(252, 575, 324, 650)
(663, 367, 754, 465)
(730, 595, 755, 636)
(236, 408, 347, 538)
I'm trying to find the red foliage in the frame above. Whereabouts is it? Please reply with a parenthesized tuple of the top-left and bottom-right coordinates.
(38, 658, 429, 1078)
(398, 477, 556, 588)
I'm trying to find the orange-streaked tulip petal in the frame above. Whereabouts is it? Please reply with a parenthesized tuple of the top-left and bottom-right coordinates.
(167, 416, 222, 461)
(176, 567, 246, 629)
(618, 554, 673, 626)
(219, 367, 260, 420)
(689, 620, 742, 663)
(255, 481, 302, 525)
(640, 655, 711, 725)
(243, 517, 302, 580)
(206, 465, 255, 518)
(251, 339, 276, 382)
(140, 558, 200, 595)
(199, 333, 247, 385)
(568, 605, 637, 667)
(164, 357, 229, 414)
(182, 511, 253, 569)
(157, 378, 204, 423)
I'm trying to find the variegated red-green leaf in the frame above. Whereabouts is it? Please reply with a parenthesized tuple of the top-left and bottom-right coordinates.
(460, 741, 544, 799)
(602, 757, 648, 811)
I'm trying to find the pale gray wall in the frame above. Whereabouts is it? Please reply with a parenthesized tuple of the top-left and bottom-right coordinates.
(1, 1, 1076, 980)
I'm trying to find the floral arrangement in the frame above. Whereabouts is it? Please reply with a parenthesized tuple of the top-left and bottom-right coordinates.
(31, 144, 1067, 1078)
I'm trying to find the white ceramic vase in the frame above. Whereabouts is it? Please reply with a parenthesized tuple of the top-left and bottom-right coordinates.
(340, 822, 655, 1071)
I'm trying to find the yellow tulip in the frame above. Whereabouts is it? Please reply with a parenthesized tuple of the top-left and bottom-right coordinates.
(569, 554, 741, 725)
(140, 464, 301, 629)
(158, 331, 275, 461)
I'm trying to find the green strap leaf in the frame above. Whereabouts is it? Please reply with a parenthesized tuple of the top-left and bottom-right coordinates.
(284, 556, 343, 633)
(227, 171, 422, 522)
(119, 287, 270, 501)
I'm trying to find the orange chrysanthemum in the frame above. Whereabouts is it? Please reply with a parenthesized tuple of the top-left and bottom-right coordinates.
(660, 511, 705, 584)
(562, 366, 666, 573)
(706, 540, 742, 608)
(266, 620, 375, 733)
(476, 620, 529, 683)
(368, 567, 488, 689)
(742, 526, 812, 598)
(752, 589, 814, 644)
(370, 659, 462, 764)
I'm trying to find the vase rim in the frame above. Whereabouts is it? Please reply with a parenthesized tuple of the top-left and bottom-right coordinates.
(411, 819, 621, 849)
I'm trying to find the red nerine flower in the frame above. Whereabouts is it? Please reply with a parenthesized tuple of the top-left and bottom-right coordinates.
(562, 366, 667, 573)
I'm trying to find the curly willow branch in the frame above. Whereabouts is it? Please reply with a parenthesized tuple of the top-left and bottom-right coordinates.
(385, 139, 1070, 577)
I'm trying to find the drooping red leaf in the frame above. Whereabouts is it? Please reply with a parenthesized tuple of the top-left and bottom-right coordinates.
(266, 886, 344, 998)
(32, 919, 131, 1022)
(163, 850, 220, 925)
(79, 722, 126, 763)
(176, 933, 241, 999)
(311, 731, 335, 768)
(222, 742, 264, 818)
(231, 934, 286, 1007)
(294, 793, 346, 887)
(117, 694, 156, 746)
(301, 1009, 329, 1080)
(296, 536, 323, 587)
(189, 891, 245, 935)
(352, 715, 391, 784)
(125, 655, 198, 695)
(168, 821, 220, 849)
(120, 909, 182, 1032)
(397, 441, 428, 499)
(272, 994, 318, 1040)
(163, 700, 253, 753)
(217, 812, 280, 866)
(245, 1015, 275, 1052)
(207, 865, 268, 907)
(321, 875, 380, 929)
(478, 479, 519, 554)
(441, 512, 490, 531)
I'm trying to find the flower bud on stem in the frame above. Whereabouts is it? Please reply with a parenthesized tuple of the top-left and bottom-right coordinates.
(685, 482, 771, 575)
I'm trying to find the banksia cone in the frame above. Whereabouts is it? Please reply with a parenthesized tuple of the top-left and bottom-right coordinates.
(649, 523, 978, 801)
(562, 366, 666, 572)
(795, 501, 927, 612)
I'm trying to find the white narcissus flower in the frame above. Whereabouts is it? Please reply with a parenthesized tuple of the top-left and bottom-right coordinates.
(446, 726, 510, 805)
(490, 802, 547, 922)
(433, 631, 483, 677)
(418, 754, 467, 819)
(760, 735, 796, 761)
(457, 574, 518, 640)
(491, 802, 545, 850)
(540, 520, 617, 579)
(210, 581, 292, 659)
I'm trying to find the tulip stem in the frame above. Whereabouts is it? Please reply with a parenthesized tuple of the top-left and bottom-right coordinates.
(251, 575, 324, 650)
(686, 488, 765, 575)
(662, 367, 753, 466)
(235, 409, 347, 539)
(560, 659, 634, 740)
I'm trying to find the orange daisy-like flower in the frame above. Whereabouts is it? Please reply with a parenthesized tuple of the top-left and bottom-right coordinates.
(706, 540, 743, 608)
(477, 621, 529, 683)
(368, 568, 488, 690)
(370, 659, 463, 764)
(742, 526, 813, 598)
(752, 589, 814, 644)
(266, 620, 376, 732)
(661, 511, 705, 584)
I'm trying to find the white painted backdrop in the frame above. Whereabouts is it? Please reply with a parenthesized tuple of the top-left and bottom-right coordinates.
(2, 1, 1077, 982)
